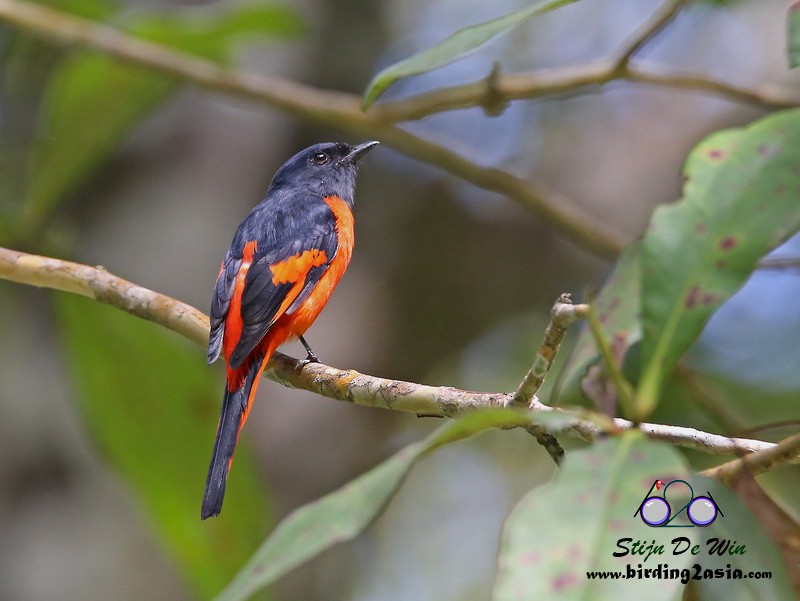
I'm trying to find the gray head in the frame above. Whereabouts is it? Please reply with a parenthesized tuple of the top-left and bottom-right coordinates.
(267, 141, 379, 205)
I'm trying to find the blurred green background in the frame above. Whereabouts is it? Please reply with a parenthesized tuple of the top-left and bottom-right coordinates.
(0, 0, 798, 599)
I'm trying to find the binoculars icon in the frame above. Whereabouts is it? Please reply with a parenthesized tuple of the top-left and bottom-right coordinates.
(635, 479, 723, 527)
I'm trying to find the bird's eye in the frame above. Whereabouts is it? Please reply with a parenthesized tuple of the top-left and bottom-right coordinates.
(311, 152, 329, 165)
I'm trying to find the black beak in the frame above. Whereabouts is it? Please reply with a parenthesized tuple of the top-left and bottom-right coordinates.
(344, 141, 379, 163)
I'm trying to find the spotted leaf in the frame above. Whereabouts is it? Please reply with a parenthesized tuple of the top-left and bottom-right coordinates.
(638, 109, 800, 415)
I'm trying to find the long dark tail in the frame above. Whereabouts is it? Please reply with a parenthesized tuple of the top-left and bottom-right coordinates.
(201, 354, 266, 520)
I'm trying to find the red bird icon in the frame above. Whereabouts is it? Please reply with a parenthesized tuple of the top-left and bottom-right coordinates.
(201, 141, 378, 519)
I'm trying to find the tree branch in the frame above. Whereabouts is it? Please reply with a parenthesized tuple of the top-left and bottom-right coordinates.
(625, 66, 800, 109)
(369, 0, 799, 123)
(380, 60, 800, 124)
(613, 0, 686, 69)
(11, 0, 788, 145)
(0, 247, 209, 347)
(701, 432, 800, 485)
(757, 257, 800, 271)
(510, 293, 590, 467)
(373, 62, 800, 123)
(511, 293, 588, 407)
(10, 0, 791, 258)
(2, 246, 797, 472)
(0, 0, 624, 258)
(370, 61, 617, 122)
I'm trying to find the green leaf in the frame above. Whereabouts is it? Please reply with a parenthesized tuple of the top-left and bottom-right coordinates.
(20, 3, 303, 234)
(56, 294, 272, 599)
(128, 5, 305, 58)
(554, 242, 642, 408)
(492, 433, 692, 601)
(638, 109, 800, 414)
(37, 0, 116, 20)
(361, 0, 577, 109)
(788, 1, 800, 68)
(21, 56, 173, 232)
(215, 408, 531, 601)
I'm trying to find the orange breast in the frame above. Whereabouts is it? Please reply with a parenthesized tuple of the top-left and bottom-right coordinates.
(272, 195, 354, 340)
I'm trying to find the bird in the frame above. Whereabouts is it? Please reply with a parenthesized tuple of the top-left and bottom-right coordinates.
(201, 140, 378, 519)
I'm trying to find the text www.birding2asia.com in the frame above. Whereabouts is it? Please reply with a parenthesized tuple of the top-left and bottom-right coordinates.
(586, 537, 771, 584)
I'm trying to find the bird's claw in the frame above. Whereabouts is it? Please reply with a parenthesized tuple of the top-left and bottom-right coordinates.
(297, 352, 319, 369)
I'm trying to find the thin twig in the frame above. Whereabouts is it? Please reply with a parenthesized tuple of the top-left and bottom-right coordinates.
(624, 66, 800, 109)
(0, 0, 624, 258)
(1, 246, 796, 471)
(511, 293, 588, 407)
(510, 293, 590, 466)
(370, 127, 624, 258)
(736, 419, 800, 437)
(371, 61, 617, 122)
(674, 364, 746, 434)
(374, 61, 800, 123)
(614, 0, 687, 69)
(523, 427, 565, 465)
(701, 432, 800, 485)
(757, 257, 800, 271)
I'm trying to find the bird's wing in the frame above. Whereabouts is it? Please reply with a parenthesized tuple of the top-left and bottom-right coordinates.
(207, 200, 339, 370)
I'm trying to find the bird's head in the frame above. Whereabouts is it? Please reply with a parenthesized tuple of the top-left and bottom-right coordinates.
(268, 141, 379, 205)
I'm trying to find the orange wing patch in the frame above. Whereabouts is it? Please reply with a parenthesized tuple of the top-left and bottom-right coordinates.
(269, 249, 328, 284)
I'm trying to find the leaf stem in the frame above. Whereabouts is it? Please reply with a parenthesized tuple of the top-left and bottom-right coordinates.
(584, 303, 638, 421)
